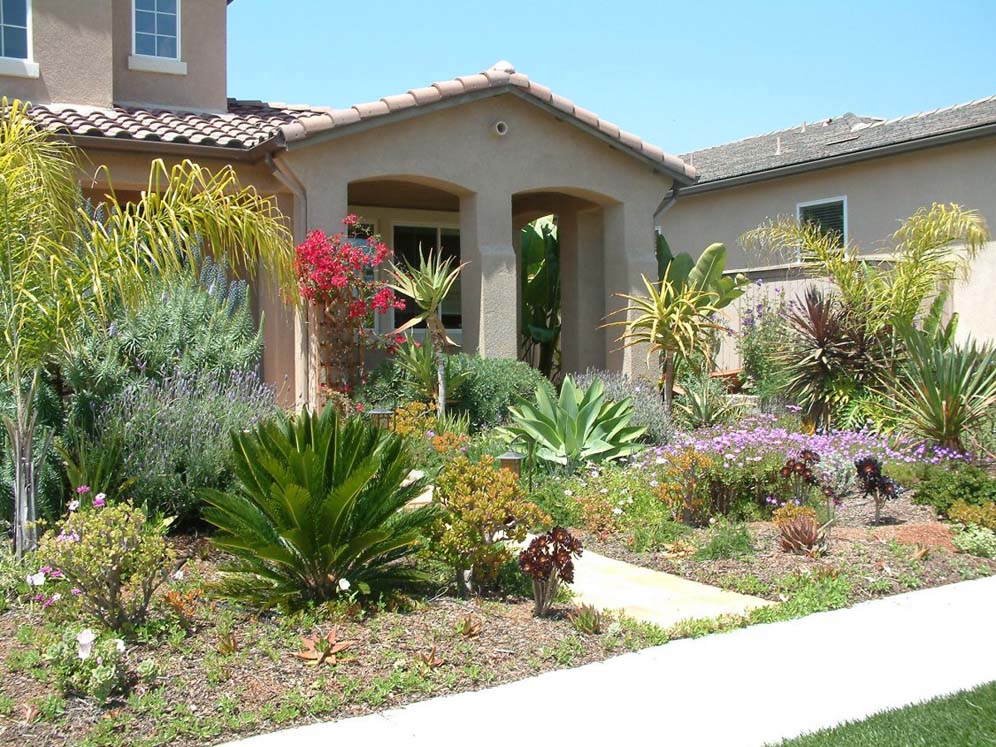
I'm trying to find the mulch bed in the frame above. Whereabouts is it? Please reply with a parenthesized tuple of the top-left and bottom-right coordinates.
(0, 542, 656, 747)
(582, 493, 996, 604)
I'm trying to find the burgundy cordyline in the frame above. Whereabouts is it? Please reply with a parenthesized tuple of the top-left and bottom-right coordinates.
(518, 527, 583, 617)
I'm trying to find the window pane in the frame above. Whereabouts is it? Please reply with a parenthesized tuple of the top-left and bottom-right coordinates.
(156, 11, 176, 36)
(135, 9, 155, 33)
(135, 32, 157, 56)
(135, 0, 155, 11)
(2, 0, 27, 27)
(439, 228, 462, 329)
(158, 0, 177, 12)
(156, 34, 176, 59)
(392, 226, 438, 329)
(800, 201, 845, 247)
(2, 25, 27, 59)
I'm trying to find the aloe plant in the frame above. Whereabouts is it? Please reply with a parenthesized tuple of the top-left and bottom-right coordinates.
(505, 376, 645, 470)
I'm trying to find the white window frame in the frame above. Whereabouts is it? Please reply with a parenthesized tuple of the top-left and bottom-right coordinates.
(796, 195, 848, 246)
(128, 0, 187, 75)
(0, 0, 39, 79)
(388, 219, 462, 341)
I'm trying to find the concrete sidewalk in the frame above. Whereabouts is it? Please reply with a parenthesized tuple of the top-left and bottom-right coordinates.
(223, 576, 996, 747)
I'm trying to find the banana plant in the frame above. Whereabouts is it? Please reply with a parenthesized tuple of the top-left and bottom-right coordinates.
(656, 234, 749, 310)
(519, 217, 561, 378)
(505, 376, 645, 471)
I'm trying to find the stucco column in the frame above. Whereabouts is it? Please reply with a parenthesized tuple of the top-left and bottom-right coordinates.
(604, 201, 658, 378)
(560, 206, 606, 374)
(459, 190, 518, 359)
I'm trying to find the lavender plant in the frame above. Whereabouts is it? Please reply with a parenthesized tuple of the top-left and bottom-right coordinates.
(91, 370, 276, 522)
(574, 369, 673, 444)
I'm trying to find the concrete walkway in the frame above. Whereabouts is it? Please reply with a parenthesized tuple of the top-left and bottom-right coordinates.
(222, 576, 996, 747)
(569, 545, 770, 627)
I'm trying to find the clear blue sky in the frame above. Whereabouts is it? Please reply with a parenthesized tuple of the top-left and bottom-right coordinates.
(228, 0, 996, 155)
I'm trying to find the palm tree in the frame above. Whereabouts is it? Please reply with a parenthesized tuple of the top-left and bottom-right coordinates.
(387, 249, 464, 417)
(0, 99, 294, 557)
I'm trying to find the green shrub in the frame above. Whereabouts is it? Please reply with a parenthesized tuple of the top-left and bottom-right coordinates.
(629, 518, 690, 552)
(694, 520, 754, 560)
(948, 500, 996, 530)
(38, 502, 175, 632)
(911, 463, 996, 515)
(86, 370, 276, 523)
(573, 369, 673, 445)
(506, 376, 645, 471)
(202, 405, 439, 608)
(45, 628, 129, 703)
(952, 524, 996, 558)
(431, 455, 549, 594)
(455, 355, 554, 429)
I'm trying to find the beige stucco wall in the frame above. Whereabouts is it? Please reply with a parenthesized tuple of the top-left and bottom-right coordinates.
(282, 93, 673, 386)
(112, 0, 228, 111)
(0, 0, 114, 106)
(661, 136, 996, 365)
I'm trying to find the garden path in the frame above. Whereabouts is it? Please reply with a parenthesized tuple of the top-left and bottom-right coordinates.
(223, 576, 996, 747)
(568, 545, 771, 627)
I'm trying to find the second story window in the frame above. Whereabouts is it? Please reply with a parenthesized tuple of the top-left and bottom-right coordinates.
(798, 197, 847, 247)
(0, 0, 29, 60)
(134, 0, 178, 60)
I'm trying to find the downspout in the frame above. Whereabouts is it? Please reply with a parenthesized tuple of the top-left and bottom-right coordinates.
(654, 184, 681, 226)
(266, 151, 311, 411)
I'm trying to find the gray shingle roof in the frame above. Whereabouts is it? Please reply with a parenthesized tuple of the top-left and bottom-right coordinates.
(683, 95, 996, 187)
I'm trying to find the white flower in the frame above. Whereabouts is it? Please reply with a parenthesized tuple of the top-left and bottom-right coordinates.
(76, 629, 97, 661)
(113, 639, 126, 654)
(95, 492, 107, 503)
(612, 508, 623, 515)
(26, 572, 45, 587)
(599, 488, 608, 494)
(68, 499, 80, 512)
(50, 593, 62, 603)
(172, 569, 184, 581)
(563, 489, 573, 497)
(338, 578, 351, 592)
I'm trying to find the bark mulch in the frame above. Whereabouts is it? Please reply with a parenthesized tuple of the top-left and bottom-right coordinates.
(582, 494, 995, 604)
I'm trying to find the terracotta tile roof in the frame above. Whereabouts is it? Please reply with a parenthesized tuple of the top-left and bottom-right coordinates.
(683, 94, 996, 187)
(25, 61, 695, 182)
(270, 61, 696, 182)
(26, 100, 331, 152)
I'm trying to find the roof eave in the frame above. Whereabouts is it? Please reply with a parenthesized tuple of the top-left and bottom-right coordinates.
(676, 121, 996, 197)
(283, 85, 697, 186)
(60, 133, 281, 163)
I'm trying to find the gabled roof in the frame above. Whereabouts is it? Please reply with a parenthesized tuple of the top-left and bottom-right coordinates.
(680, 94, 996, 193)
(24, 61, 695, 182)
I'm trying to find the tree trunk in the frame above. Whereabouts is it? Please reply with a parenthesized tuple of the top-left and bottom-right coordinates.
(662, 351, 676, 414)
(436, 351, 446, 419)
(4, 371, 52, 558)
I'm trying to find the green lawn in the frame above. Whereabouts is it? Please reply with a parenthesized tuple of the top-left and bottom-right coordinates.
(776, 681, 996, 746)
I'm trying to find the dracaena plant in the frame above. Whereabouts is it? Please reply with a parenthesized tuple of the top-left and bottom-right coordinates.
(201, 405, 439, 608)
(505, 376, 645, 471)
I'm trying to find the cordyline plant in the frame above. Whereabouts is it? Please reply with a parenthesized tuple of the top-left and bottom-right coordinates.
(0, 99, 294, 557)
(295, 216, 403, 396)
(518, 527, 583, 617)
(387, 249, 465, 417)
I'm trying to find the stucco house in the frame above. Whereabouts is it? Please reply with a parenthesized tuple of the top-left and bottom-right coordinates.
(658, 97, 996, 369)
(1, 0, 700, 407)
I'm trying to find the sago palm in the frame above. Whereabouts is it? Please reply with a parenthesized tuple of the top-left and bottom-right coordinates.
(387, 249, 465, 416)
(0, 98, 294, 556)
(201, 405, 439, 607)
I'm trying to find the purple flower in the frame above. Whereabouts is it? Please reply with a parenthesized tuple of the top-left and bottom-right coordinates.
(93, 494, 106, 508)
(76, 485, 91, 494)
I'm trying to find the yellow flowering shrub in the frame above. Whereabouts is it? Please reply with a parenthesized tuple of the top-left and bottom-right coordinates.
(432, 455, 550, 593)
(394, 400, 435, 438)
(772, 503, 819, 528)
(654, 448, 716, 525)
(948, 500, 996, 531)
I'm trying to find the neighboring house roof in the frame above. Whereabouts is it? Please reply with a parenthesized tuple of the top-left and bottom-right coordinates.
(680, 94, 996, 194)
(25, 61, 696, 183)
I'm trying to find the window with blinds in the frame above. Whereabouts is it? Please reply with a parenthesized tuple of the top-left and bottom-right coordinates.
(798, 198, 846, 246)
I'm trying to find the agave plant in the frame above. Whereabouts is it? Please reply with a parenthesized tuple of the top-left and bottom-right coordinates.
(883, 323, 996, 452)
(505, 376, 646, 470)
(394, 335, 471, 405)
(201, 405, 439, 608)
(779, 515, 824, 556)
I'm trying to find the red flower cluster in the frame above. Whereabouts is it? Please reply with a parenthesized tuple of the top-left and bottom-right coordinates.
(518, 527, 583, 584)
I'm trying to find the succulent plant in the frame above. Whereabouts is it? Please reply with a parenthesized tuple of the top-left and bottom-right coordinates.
(518, 527, 583, 617)
(855, 455, 899, 524)
(779, 515, 824, 556)
(568, 604, 608, 635)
